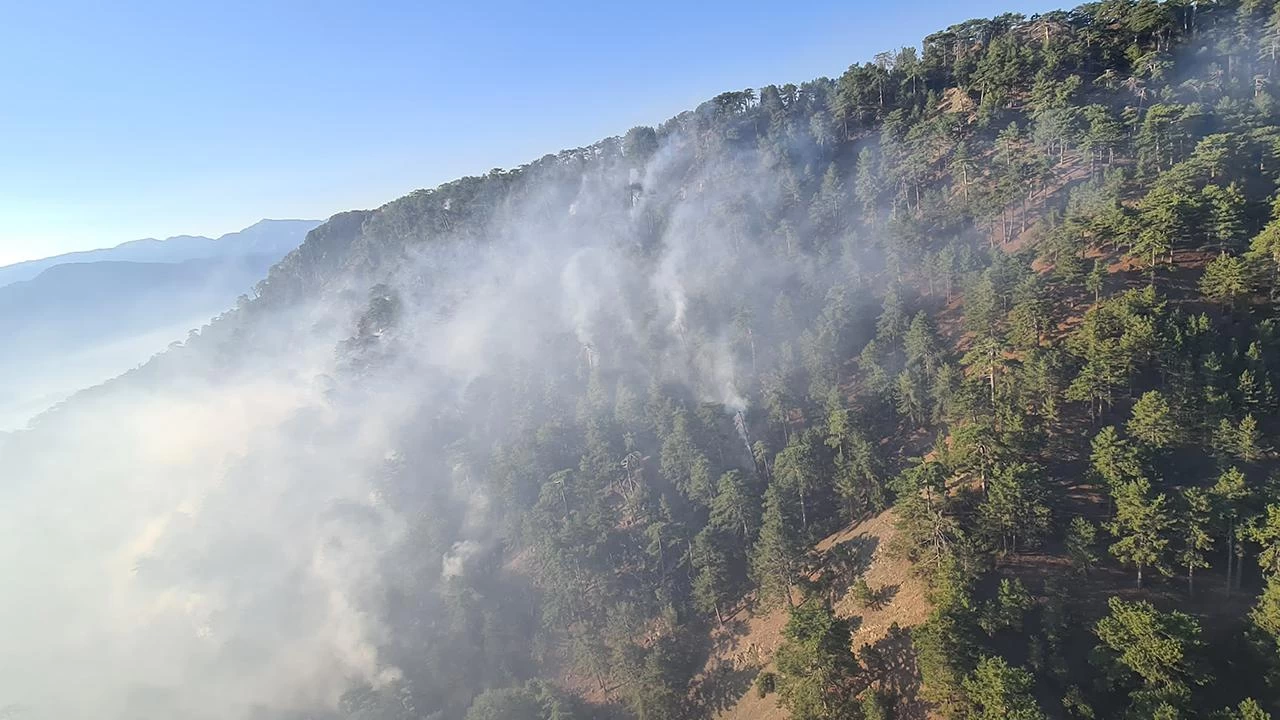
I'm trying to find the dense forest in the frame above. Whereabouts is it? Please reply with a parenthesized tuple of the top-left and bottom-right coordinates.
(14, 0, 1280, 718)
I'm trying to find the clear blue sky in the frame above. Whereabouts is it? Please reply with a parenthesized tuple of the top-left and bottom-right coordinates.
(0, 0, 1062, 265)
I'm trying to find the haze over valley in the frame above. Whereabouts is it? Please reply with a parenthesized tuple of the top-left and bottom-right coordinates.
(0, 219, 318, 429)
(9, 2, 1280, 720)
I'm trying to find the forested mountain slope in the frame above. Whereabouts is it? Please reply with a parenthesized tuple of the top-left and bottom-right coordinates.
(9, 2, 1280, 719)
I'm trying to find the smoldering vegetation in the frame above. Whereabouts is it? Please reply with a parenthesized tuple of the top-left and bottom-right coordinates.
(0, 87, 895, 720)
(9, 1, 1280, 717)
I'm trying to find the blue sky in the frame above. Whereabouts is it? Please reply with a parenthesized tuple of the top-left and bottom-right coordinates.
(0, 0, 1062, 265)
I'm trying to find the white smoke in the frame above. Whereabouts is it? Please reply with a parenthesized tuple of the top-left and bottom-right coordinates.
(0, 124, 833, 719)
(441, 540, 482, 580)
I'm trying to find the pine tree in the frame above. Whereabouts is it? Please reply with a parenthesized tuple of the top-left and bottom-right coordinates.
(1178, 487, 1214, 597)
(1086, 258, 1107, 304)
(1247, 207, 1280, 304)
(1213, 417, 1241, 461)
(978, 462, 1050, 554)
(1250, 574, 1280, 678)
(962, 656, 1047, 720)
(710, 470, 758, 539)
(892, 460, 960, 571)
(1200, 252, 1251, 307)
(1126, 390, 1180, 452)
(854, 147, 882, 220)
(692, 528, 732, 625)
(751, 484, 804, 607)
(904, 310, 943, 378)
(1203, 183, 1246, 253)
(1109, 478, 1173, 588)
(876, 285, 909, 343)
(773, 433, 822, 532)
(774, 600, 861, 720)
(1090, 425, 1145, 495)
(809, 163, 847, 238)
(1225, 699, 1274, 720)
(1094, 597, 1206, 705)
(1249, 504, 1280, 578)
(1213, 467, 1253, 597)
(1237, 413, 1265, 462)
(979, 578, 1034, 634)
(1066, 516, 1099, 575)
(896, 370, 926, 427)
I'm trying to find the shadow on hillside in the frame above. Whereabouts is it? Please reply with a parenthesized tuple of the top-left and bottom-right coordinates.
(708, 616, 750, 657)
(859, 623, 926, 719)
(689, 657, 761, 716)
(811, 533, 880, 603)
(864, 582, 900, 611)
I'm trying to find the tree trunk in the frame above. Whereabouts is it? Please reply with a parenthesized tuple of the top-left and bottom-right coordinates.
(989, 362, 997, 409)
(1226, 522, 1234, 598)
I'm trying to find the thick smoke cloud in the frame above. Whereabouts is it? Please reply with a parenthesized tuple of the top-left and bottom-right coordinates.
(0, 297, 405, 719)
(0, 123, 858, 719)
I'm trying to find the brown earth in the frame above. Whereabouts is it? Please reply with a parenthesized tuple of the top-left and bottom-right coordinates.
(693, 509, 935, 720)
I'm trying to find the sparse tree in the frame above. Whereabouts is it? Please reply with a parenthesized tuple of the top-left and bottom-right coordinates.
(1066, 516, 1099, 575)
(1108, 479, 1173, 587)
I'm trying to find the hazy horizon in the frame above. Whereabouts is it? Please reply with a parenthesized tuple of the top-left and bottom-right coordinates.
(10, 3, 1277, 720)
(0, 0, 1058, 266)
(0, 217, 324, 270)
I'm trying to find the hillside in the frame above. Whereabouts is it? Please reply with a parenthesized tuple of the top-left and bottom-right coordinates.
(8, 2, 1280, 720)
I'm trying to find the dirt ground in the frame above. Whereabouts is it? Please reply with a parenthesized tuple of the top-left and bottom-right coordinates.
(696, 509, 935, 720)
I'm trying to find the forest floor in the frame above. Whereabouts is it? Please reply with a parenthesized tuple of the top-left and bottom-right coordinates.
(696, 509, 934, 720)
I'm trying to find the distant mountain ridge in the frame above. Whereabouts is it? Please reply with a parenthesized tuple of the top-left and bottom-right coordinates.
(0, 254, 282, 345)
(0, 218, 320, 288)
(0, 218, 321, 430)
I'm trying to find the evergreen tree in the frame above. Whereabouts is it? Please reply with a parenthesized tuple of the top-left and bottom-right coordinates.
(810, 164, 847, 238)
(1214, 467, 1253, 596)
(1094, 597, 1206, 710)
(752, 484, 804, 607)
(1203, 183, 1246, 253)
(1066, 516, 1099, 576)
(962, 656, 1047, 720)
(1249, 504, 1280, 579)
(1086, 258, 1107, 304)
(1200, 252, 1252, 307)
(1108, 478, 1173, 588)
(773, 432, 823, 532)
(692, 528, 733, 625)
(1126, 390, 1180, 452)
(877, 285, 910, 343)
(774, 600, 861, 720)
(1250, 574, 1280, 680)
(904, 310, 944, 378)
(1237, 414, 1265, 462)
(710, 469, 758, 539)
(977, 462, 1050, 554)
(1090, 425, 1145, 495)
(1177, 487, 1214, 597)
